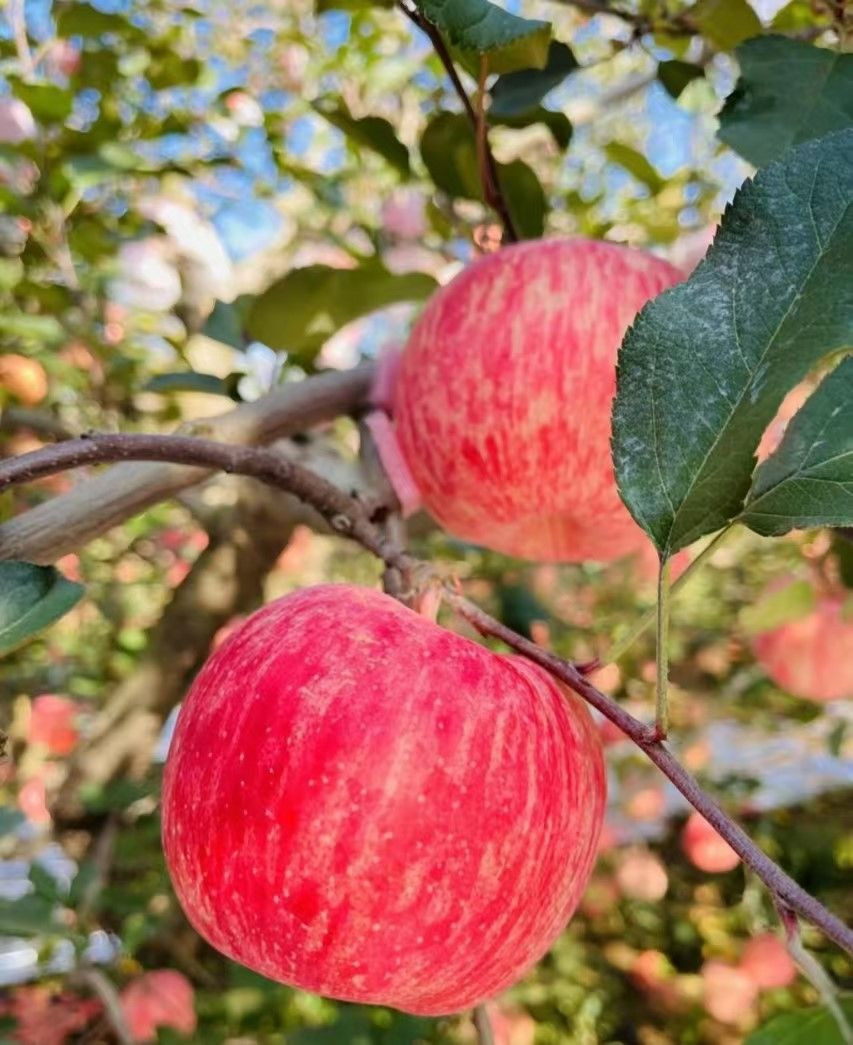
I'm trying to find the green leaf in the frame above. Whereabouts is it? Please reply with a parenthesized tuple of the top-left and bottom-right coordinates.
(313, 100, 410, 174)
(10, 82, 73, 123)
(746, 998, 853, 1045)
(738, 580, 816, 636)
(612, 130, 853, 556)
(0, 313, 64, 343)
(771, 0, 832, 32)
(719, 37, 853, 168)
(0, 562, 85, 656)
(492, 107, 572, 150)
(605, 142, 663, 192)
(833, 531, 853, 588)
(246, 261, 437, 363)
(421, 111, 481, 198)
(414, 0, 551, 75)
(499, 159, 546, 238)
(421, 111, 548, 234)
(658, 60, 704, 100)
(741, 357, 853, 536)
(29, 863, 62, 903)
(56, 2, 136, 38)
(490, 41, 577, 117)
(145, 372, 244, 399)
(688, 0, 761, 50)
(0, 895, 58, 937)
(202, 299, 249, 350)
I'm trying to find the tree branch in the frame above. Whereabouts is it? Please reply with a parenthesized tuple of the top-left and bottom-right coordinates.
(2, 433, 852, 958)
(0, 365, 375, 564)
(396, 1, 519, 243)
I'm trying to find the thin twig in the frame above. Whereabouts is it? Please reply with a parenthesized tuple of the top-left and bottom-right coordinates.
(72, 968, 136, 1045)
(473, 1004, 496, 1045)
(396, 1, 519, 242)
(2, 434, 852, 958)
(444, 593, 853, 958)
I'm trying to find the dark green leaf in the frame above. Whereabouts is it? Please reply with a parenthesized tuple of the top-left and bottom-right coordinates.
(833, 530, 853, 588)
(605, 142, 663, 192)
(246, 261, 436, 363)
(0, 562, 85, 656)
(492, 107, 572, 150)
(202, 299, 249, 350)
(0, 894, 57, 937)
(738, 580, 815, 636)
(741, 357, 853, 536)
(421, 112, 481, 199)
(313, 101, 410, 174)
(29, 863, 62, 903)
(10, 82, 73, 123)
(499, 159, 546, 238)
(746, 998, 853, 1045)
(688, 0, 761, 50)
(658, 60, 704, 100)
(719, 37, 853, 168)
(147, 54, 201, 90)
(498, 583, 551, 639)
(421, 111, 548, 234)
(490, 41, 577, 117)
(415, 0, 551, 75)
(612, 130, 853, 555)
(145, 372, 244, 399)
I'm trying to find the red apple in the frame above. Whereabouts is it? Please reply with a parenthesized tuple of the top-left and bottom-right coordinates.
(162, 584, 605, 1015)
(739, 933, 797, 990)
(614, 847, 669, 901)
(752, 596, 853, 702)
(28, 695, 79, 756)
(391, 239, 682, 562)
(701, 960, 759, 1025)
(120, 970, 196, 1042)
(681, 812, 740, 874)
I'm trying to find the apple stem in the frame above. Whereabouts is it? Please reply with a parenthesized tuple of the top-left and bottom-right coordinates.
(473, 1004, 495, 1045)
(395, 1, 519, 243)
(606, 526, 734, 665)
(655, 558, 671, 738)
(3, 433, 853, 960)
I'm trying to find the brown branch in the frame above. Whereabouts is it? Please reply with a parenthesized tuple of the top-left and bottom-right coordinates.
(0, 364, 375, 564)
(3, 433, 852, 957)
(445, 593, 853, 958)
(397, 1, 519, 243)
(0, 432, 410, 575)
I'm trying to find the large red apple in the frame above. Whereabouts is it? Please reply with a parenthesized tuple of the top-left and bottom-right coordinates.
(390, 238, 682, 562)
(162, 584, 605, 1015)
(752, 596, 853, 702)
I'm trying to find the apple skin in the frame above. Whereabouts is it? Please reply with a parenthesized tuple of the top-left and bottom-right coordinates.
(393, 238, 682, 562)
(681, 812, 740, 874)
(162, 584, 605, 1016)
(752, 597, 853, 702)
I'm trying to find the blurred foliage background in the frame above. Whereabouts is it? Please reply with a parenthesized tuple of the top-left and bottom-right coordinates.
(0, 0, 850, 1042)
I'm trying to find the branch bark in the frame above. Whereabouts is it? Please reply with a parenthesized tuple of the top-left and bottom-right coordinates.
(0, 365, 375, 564)
(3, 432, 852, 957)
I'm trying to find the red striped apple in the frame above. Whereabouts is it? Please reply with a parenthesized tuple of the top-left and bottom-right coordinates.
(162, 584, 605, 1015)
(752, 596, 853, 702)
(390, 238, 682, 562)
